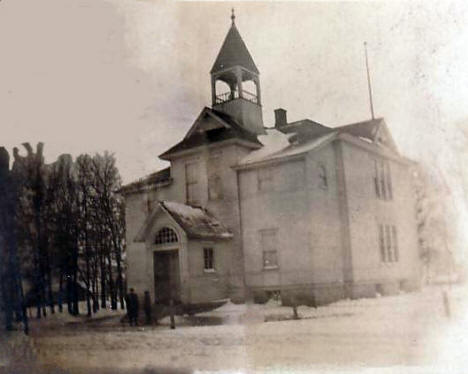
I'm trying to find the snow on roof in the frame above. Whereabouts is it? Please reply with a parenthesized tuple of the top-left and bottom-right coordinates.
(239, 128, 291, 165)
(118, 167, 171, 194)
(161, 201, 233, 240)
(238, 129, 337, 167)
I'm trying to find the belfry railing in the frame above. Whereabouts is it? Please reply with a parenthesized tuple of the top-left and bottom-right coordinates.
(215, 90, 258, 105)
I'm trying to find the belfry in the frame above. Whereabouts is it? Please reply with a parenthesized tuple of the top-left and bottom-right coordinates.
(210, 10, 265, 135)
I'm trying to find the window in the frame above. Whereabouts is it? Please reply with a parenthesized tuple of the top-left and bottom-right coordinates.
(378, 224, 386, 262)
(285, 160, 305, 191)
(392, 226, 399, 262)
(385, 225, 393, 262)
(378, 224, 398, 263)
(258, 167, 274, 192)
(155, 227, 178, 245)
(208, 175, 223, 200)
(185, 161, 200, 205)
(260, 229, 278, 269)
(374, 159, 393, 200)
(318, 164, 328, 189)
(146, 196, 154, 214)
(203, 248, 215, 271)
(208, 151, 223, 200)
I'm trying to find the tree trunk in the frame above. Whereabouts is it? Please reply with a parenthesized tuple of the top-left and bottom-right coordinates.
(58, 272, 63, 313)
(44, 249, 55, 314)
(115, 249, 124, 310)
(67, 277, 73, 315)
(99, 250, 106, 309)
(85, 259, 92, 317)
(107, 252, 117, 310)
(71, 238, 80, 316)
(92, 267, 99, 313)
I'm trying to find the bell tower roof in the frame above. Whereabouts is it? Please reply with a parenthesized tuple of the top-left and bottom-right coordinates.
(210, 12, 259, 75)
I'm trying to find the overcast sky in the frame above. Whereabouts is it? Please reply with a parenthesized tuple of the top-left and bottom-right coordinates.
(1, 0, 467, 253)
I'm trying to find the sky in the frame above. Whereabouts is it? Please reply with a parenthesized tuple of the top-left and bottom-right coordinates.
(1, 0, 467, 255)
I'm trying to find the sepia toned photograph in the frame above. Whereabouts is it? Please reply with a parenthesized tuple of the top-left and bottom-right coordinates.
(1, 1, 467, 373)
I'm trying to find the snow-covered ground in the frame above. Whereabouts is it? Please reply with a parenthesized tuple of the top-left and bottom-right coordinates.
(30, 284, 467, 374)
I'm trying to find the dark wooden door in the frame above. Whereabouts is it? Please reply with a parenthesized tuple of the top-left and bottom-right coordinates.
(153, 250, 181, 304)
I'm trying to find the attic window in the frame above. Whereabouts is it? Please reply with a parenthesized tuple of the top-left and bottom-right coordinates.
(155, 227, 178, 245)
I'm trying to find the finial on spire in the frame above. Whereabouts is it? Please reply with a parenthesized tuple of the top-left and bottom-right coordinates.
(231, 8, 235, 25)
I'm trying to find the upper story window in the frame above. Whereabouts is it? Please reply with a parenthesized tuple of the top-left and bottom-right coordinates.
(318, 164, 328, 190)
(146, 195, 155, 215)
(257, 167, 274, 192)
(155, 227, 178, 245)
(374, 159, 393, 200)
(185, 161, 200, 205)
(378, 224, 399, 263)
(260, 229, 278, 269)
(208, 151, 223, 201)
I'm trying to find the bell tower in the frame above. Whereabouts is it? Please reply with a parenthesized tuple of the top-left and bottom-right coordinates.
(210, 10, 265, 135)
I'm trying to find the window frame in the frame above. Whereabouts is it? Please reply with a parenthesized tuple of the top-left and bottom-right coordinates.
(257, 166, 274, 192)
(185, 161, 200, 205)
(318, 164, 328, 190)
(208, 151, 223, 201)
(377, 224, 399, 264)
(203, 247, 215, 272)
(155, 227, 179, 245)
(260, 229, 279, 270)
(373, 158, 393, 201)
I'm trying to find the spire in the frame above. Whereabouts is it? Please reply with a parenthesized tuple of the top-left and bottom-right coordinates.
(210, 13, 259, 74)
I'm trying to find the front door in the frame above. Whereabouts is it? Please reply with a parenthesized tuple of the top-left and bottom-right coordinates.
(153, 250, 181, 304)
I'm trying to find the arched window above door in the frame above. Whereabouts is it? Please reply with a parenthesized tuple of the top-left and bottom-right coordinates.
(155, 227, 178, 245)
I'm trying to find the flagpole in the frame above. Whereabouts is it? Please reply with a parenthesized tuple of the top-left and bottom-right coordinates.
(364, 41, 375, 120)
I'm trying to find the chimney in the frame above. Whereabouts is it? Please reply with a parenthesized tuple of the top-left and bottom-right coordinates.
(274, 108, 287, 128)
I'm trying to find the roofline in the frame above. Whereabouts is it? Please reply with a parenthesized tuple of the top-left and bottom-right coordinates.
(233, 131, 337, 171)
(233, 153, 306, 171)
(159, 137, 262, 161)
(211, 65, 259, 77)
(337, 133, 415, 165)
(161, 201, 233, 241)
(280, 119, 329, 129)
(118, 178, 173, 196)
(233, 131, 415, 171)
(134, 202, 183, 243)
(335, 117, 385, 130)
(183, 107, 216, 140)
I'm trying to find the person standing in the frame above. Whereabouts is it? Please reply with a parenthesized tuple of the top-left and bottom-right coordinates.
(125, 288, 139, 326)
(143, 290, 152, 325)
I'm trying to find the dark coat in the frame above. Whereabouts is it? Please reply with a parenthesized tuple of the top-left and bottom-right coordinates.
(126, 293, 139, 316)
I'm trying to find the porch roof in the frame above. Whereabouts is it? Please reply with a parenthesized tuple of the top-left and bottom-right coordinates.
(161, 201, 233, 240)
(134, 201, 233, 242)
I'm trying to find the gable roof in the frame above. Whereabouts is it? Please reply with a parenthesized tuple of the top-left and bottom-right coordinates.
(159, 107, 261, 160)
(334, 118, 398, 152)
(238, 129, 337, 167)
(134, 201, 233, 242)
(210, 24, 259, 74)
(334, 118, 381, 140)
(237, 117, 402, 168)
(279, 117, 398, 152)
(279, 119, 330, 136)
(118, 167, 171, 195)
